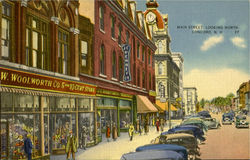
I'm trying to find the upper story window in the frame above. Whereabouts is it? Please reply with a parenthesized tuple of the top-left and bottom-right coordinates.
(99, 6, 104, 31)
(118, 25, 122, 45)
(100, 44, 105, 75)
(126, 31, 130, 44)
(137, 68, 140, 87)
(158, 62, 163, 75)
(137, 41, 140, 59)
(158, 41, 163, 54)
(142, 46, 145, 61)
(58, 29, 69, 74)
(111, 16, 115, 38)
(119, 56, 123, 81)
(26, 15, 48, 69)
(112, 51, 117, 78)
(142, 71, 145, 88)
(80, 40, 88, 67)
(149, 73, 152, 90)
(1, 1, 13, 59)
(148, 49, 151, 65)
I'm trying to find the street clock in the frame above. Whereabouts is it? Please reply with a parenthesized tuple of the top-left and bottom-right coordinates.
(146, 12, 156, 23)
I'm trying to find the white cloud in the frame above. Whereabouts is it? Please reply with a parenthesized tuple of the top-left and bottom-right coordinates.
(200, 35, 224, 51)
(184, 68, 250, 101)
(230, 37, 247, 48)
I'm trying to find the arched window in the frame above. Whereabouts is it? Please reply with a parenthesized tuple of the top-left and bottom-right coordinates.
(100, 44, 105, 74)
(112, 51, 116, 78)
(158, 41, 163, 54)
(149, 73, 151, 90)
(158, 62, 163, 75)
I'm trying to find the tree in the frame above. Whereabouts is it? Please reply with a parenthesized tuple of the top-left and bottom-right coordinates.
(200, 98, 205, 109)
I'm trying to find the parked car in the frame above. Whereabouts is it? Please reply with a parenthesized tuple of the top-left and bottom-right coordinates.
(181, 118, 208, 132)
(151, 133, 200, 159)
(198, 111, 211, 118)
(222, 113, 234, 125)
(164, 125, 206, 143)
(136, 144, 188, 160)
(120, 150, 184, 160)
(202, 118, 221, 129)
(235, 115, 249, 128)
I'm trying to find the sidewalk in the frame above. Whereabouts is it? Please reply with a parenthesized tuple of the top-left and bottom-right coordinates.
(50, 120, 182, 160)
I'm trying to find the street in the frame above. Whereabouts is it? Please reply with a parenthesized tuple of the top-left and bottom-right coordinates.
(200, 116, 250, 159)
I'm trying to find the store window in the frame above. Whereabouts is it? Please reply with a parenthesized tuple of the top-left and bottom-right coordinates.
(99, 5, 104, 31)
(1, 92, 13, 112)
(13, 94, 39, 112)
(3, 114, 41, 159)
(58, 29, 69, 75)
(1, 1, 13, 59)
(26, 15, 48, 69)
(78, 98, 93, 111)
(49, 97, 75, 111)
(80, 40, 88, 67)
(112, 51, 117, 78)
(120, 100, 132, 129)
(78, 113, 95, 146)
(49, 114, 76, 151)
(44, 114, 49, 155)
(100, 44, 105, 75)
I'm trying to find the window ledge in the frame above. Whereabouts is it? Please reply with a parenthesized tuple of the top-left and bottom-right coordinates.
(142, 88, 146, 91)
(127, 83, 132, 86)
(132, 85, 137, 88)
(137, 86, 141, 89)
(111, 77, 118, 81)
(120, 81, 124, 84)
(99, 74, 107, 78)
(111, 37, 117, 41)
(99, 29, 105, 34)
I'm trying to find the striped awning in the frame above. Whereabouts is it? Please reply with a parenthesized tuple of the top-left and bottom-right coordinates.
(136, 95, 158, 113)
(0, 86, 97, 98)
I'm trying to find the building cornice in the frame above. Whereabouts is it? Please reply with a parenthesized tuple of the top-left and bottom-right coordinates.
(80, 73, 149, 94)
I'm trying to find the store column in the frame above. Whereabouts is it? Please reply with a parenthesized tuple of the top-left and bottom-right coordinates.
(40, 96, 44, 156)
(117, 99, 120, 137)
(76, 98, 79, 147)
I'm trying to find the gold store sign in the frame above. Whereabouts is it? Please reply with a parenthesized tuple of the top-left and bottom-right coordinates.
(97, 88, 133, 99)
(0, 67, 96, 95)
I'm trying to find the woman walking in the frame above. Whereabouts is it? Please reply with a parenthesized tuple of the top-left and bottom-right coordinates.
(128, 123, 134, 141)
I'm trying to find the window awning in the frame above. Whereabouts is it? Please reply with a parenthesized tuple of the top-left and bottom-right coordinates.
(136, 95, 158, 113)
(156, 100, 178, 111)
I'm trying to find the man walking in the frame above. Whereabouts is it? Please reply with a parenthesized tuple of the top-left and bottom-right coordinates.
(80, 126, 88, 150)
(24, 134, 32, 160)
(66, 130, 77, 160)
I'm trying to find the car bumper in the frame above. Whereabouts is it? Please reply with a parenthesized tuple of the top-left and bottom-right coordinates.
(222, 121, 232, 124)
(236, 124, 249, 128)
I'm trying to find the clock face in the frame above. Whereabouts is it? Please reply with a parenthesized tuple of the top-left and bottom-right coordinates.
(146, 12, 156, 23)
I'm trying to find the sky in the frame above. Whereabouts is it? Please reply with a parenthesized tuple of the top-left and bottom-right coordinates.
(136, 0, 250, 100)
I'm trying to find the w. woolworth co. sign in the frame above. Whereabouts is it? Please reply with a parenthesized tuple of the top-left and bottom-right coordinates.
(0, 67, 96, 95)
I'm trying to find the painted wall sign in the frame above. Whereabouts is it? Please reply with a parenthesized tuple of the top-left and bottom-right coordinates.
(122, 44, 131, 82)
(0, 67, 96, 95)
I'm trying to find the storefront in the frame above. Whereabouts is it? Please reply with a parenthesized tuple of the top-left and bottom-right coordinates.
(95, 88, 133, 142)
(0, 67, 97, 159)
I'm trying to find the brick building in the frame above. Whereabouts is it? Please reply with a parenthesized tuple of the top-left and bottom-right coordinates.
(79, 0, 158, 141)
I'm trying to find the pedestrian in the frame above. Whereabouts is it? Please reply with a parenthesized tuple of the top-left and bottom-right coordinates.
(128, 123, 134, 141)
(106, 123, 111, 142)
(160, 118, 164, 132)
(156, 119, 160, 132)
(139, 120, 142, 136)
(66, 130, 77, 160)
(80, 126, 88, 150)
(144, 119, 149, 135)
(24, 134, 32, 160)
(112, 122, 118, 141)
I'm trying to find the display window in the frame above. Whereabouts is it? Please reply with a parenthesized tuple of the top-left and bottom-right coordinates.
(78, 98, 94, 111)
(44, 114, 49, 154)
(0, 92, 13, 112)
(49, 114, 76, 151)
(120, 110, 132, 129)
(100, 109, 117, 132)
(13, 94, 39, 112)
(78, 113, 95, 145)
(0, 114, 41, 159)
(49, 97, 76, 111)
